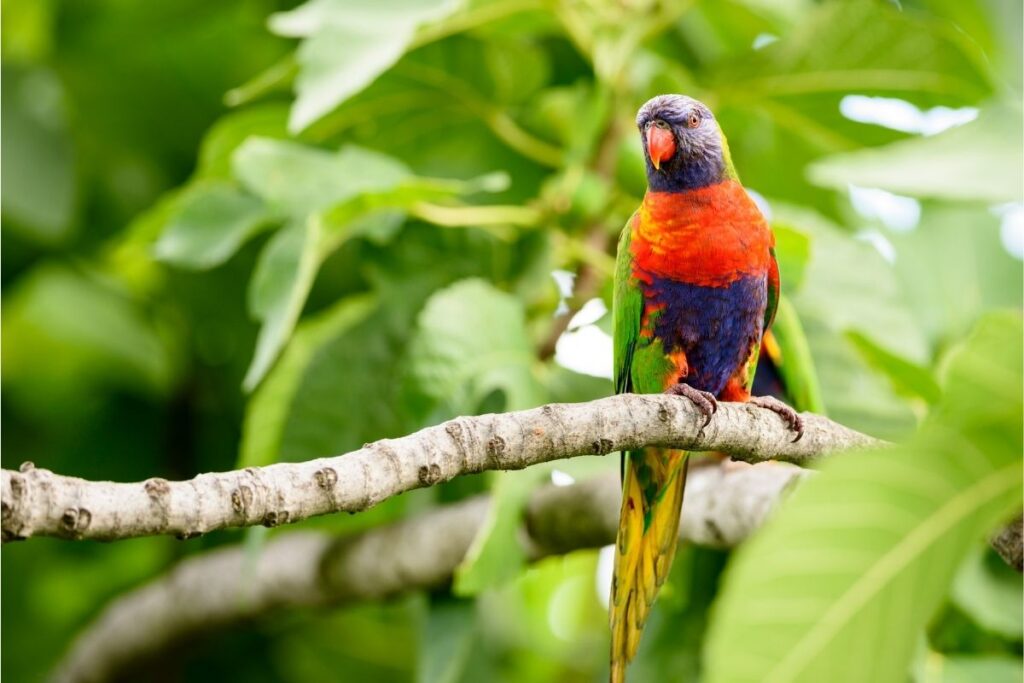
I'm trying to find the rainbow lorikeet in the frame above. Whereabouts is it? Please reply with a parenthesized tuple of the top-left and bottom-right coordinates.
(609, 94, 803, 682)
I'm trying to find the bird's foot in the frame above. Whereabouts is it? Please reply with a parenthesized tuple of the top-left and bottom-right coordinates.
(749, 395, 804, 442)
(665, 383, 718, 427)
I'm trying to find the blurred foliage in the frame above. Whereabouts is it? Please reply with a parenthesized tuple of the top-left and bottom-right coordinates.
(2, 0, 1021, 682)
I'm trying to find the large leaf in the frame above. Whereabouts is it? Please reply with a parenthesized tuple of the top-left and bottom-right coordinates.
(244, 218, 323, 390)
(152, 182, 271, 270)
(846, 330, 941, 406)
(802, 317, 918, 440)
(239, 293, 376, 468)
(887, 203, 1024, 348)
(407, 278, 544, 416)
(704, 312, 1024, 683)
(711, 1, 993, 106)
(708, 0, 995, 215)
(779, 203, 929, 363)
(233, 138, 504, 389)
(232, 137, 410, 219)
(808, 105, 1023, 203)
(269, 0, 463, 133)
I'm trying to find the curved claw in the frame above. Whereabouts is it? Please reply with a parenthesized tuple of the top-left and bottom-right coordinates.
(749, 395, 804, 442)
(665, 383, 719, 427)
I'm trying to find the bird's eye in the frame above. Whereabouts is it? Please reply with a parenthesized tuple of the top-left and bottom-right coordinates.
(687, 112, 701, 128)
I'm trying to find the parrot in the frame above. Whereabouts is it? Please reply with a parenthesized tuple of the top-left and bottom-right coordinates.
(609, 94, 804, 682)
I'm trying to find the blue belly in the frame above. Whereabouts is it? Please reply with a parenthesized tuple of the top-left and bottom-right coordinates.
(646, 274, 766, 396)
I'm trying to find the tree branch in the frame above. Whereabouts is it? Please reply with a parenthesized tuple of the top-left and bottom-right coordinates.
(50, 461, 806, 683)
(1, 395, 878, 543)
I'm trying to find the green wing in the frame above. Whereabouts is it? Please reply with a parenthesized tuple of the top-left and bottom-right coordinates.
(613, 214, 642, 396)
(764, 246, 780, 333)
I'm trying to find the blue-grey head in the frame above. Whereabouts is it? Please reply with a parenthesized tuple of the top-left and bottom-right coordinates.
(636, 94, 732, 192)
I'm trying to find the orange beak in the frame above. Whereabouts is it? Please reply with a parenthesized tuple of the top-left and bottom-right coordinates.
(646, 126, 676, 171)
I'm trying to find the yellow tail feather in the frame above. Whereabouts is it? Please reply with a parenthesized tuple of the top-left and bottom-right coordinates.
(609, 448, 689, 683)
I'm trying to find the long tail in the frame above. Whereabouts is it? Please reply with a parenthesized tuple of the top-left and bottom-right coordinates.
(609, 447, 689, 683)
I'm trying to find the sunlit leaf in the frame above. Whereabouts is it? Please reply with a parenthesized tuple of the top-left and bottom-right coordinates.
(233, 137, 410, 218)
(887, 203, 1024, 347)
(915, 653, 1023, 683)
(712, 1, 993, 105)
(779, 203, 929, 363)
(408, 278, 545, 415)
(270, 0, 463, 132)
(153, 182, 271, 270)
(808, 106, 1023, 203)
(244, 219, 322, 390)
(846, 330, 941, 405)
(704, 313, 1024, 683)
(240, 293, 376, 468)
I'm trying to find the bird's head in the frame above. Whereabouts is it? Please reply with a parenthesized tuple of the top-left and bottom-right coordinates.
(636, 94, 734, 192)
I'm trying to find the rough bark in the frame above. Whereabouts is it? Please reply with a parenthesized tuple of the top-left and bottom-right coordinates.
(50, 461, 805, 683)
(1, 394, 877, 543)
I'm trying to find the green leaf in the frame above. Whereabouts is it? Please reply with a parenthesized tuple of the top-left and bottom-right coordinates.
(1, 264, 176, 400)
(234, 138, 511, 389)
(709, 0, 996, 215)
(712, 1, 993, 105)
(779, 203, 929, 364)
(153, 182, 271, 270)
(772, 224, 811, 294)
(453, 468, 543, 596)
(232, 137, 411, 218)
(407, 278, 545, 414)
(802, 317, 918, 440)
(769, 296, 825, 414)
(1, 65, 75, 243)
(886, 204, 1023, 348)
(808, 105, 1023, 203)
(846, 330, 942, 405)
(240, 293, 376, 468)
(269, 0, 463, 133)
(196, 104, 290, 180)
(416, 596, 476, 683)
(704, 313, 1024, 683)
(239, 232, 489, 467)
(950, 548, 1023, 640)
(915, 653, 1023, 683)
(244, 219, 322, 391)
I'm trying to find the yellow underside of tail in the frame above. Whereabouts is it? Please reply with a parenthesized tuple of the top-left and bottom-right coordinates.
(609, 448, 689, 683)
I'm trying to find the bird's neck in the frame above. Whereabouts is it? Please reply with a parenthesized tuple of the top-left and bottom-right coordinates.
(632, 180, 773, 285)
(638, 180, 746, 235)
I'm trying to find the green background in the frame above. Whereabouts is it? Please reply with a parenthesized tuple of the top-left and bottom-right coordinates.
(2, 0, 1021, 681)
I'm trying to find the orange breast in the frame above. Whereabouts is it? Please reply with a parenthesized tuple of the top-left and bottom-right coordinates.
(631, 180, 773, 287)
